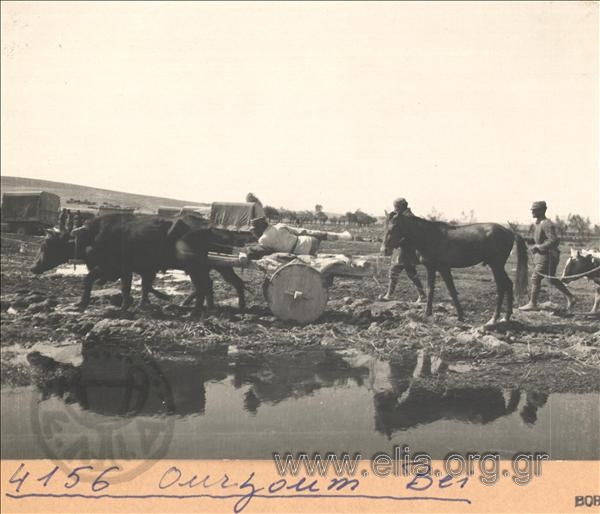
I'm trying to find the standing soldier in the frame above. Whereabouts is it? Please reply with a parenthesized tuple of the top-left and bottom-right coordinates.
(73, 210, 83, 228)
(519, 201, 576, 311)
(58, 208, 68, 231)
(66, 209, 74, 233)
(380, 198, 426, 302)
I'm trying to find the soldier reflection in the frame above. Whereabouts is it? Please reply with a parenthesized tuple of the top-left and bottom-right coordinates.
(520, 391, 549, 426)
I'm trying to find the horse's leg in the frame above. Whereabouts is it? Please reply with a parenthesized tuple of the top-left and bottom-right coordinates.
(120, 272, 133, 311)
(439, 267, 463, 321)
(502, 267, 514, 322)
(487, 265, 506, 325)
(425, 266, 436, 317)
(216, 267, 246, 310)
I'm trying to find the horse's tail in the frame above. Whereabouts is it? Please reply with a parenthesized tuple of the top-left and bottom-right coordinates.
(514, 233, 528, 300)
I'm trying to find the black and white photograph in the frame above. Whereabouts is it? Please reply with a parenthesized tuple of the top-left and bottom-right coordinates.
(1, 2, 598, 513)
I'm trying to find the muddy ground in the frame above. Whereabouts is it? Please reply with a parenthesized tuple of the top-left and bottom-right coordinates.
(1, 233, 599, 393)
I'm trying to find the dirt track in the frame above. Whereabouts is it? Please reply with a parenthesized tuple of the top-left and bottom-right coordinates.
(1, 233, 599, 393)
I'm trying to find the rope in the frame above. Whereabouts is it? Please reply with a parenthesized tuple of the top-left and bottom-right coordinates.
(536, 265, 600, 281)
(526, 247, 600, 280)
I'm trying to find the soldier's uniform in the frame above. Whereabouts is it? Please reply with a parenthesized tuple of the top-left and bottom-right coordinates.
(58, 209, 68, 231)
(73, 211, 83, 229)
(520, 200, 575, 311)
(249, 217, 352, 257)
(382, 199, 425, 301)
(531, 217, 560, 287)
(66, 210, 74, 233)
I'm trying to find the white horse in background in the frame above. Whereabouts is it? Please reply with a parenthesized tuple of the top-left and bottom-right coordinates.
(561, 249, 600, 314)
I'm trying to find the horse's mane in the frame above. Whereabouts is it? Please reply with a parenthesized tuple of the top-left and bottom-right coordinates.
(389, 212, 450, 231)
(412, 215, 451, 229)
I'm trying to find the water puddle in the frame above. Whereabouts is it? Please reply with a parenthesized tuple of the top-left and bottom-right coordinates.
(1, 344, 598, 460)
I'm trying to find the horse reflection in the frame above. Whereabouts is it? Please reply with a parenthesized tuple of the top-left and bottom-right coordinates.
(372, 361, 550, 436)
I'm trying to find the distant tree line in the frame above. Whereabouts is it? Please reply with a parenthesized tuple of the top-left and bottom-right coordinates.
(262, 204, 378, 226)
(551, 214, 598, 238)
(67, 198, 97, 206)
(432, 209, 599, 238)
(426, 208, 477, 225)
(508, 214, 598, 239)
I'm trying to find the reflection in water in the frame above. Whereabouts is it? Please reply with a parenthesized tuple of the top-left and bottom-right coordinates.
(374, 383, 522, 436)
(520, 391, 549, 426)
(25, 345, 544, 431)
(372, 361, 529, 436)
(26, 345, 378, 419)
(27, 346, 230, 417)
(6, 342, 596, 460)
(231, 351, 371, 414)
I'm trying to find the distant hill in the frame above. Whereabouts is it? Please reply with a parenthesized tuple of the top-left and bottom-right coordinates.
(0, 176, 209, 214)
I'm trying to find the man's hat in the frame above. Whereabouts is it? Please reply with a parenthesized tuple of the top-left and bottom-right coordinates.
(393, 197, 408, 208)
(530, 201, 547, 210)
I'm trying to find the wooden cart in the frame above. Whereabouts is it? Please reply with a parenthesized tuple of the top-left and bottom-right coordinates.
(208, 252, 378, 324)
(200, 201, 378, 323)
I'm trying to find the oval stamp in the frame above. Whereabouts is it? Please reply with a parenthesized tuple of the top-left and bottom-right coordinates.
(29, 343, 175, 484)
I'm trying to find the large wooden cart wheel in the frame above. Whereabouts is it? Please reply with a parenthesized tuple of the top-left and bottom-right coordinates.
(266, 262, 329, 324)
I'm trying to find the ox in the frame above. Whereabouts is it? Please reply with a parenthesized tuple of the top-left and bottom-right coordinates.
(31, 214, 220, 315)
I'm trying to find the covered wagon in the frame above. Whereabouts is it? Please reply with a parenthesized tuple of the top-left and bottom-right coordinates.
(1, 191, 60, 235)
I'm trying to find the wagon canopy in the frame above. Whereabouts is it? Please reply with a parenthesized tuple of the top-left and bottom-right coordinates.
(210, 202, 265, 232)
(1, 191, 60, 226)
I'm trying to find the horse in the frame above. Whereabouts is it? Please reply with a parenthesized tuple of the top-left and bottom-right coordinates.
(561, 249, 600, 314)
(382, 212, 528, 325)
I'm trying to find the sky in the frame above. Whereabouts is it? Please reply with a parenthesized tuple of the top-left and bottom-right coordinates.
(1, 2, 598, 223)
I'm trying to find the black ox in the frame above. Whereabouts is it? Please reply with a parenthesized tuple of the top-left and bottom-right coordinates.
(30, 214, 245, 315)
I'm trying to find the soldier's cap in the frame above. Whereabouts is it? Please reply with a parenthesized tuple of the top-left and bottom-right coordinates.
(530, 201, 547, 211)
(250, 216, 268, 226)
(393, 197, 408, 208)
